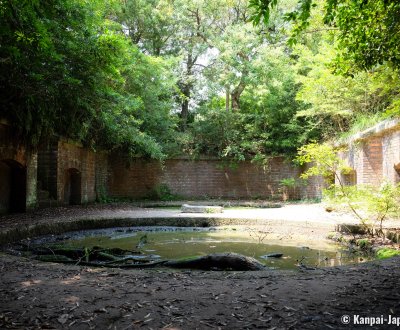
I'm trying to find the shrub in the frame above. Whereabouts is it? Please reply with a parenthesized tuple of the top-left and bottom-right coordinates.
(297, 142, 400, 235)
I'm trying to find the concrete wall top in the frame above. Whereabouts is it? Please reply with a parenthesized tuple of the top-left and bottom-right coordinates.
(342, 118, 400, 145)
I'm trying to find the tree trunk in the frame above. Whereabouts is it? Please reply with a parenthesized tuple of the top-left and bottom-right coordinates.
(165, 253, 265, 271)
(230, 80, 246, 111)
(230, 52, 249, 111)
(225, 87, 230, 111)
(179, 51, 196, 130)
(180, 84, 190, 130)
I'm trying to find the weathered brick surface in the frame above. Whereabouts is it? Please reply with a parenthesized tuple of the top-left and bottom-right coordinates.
(0, 123, 37, 212)
(95, 152, 109, 200)
(38, 140, 106, 205)
(361, 136, 383, 186)
(25, 151, 37, 210)
(3, 118, 398, 214)
(383, 130, 400, 183)
(340, 120, 400, 186)
(0, 123, 26, 166)
(37, 140, 58, 199)
(108, 157, 322, 200)
(56, 140, 97, 204)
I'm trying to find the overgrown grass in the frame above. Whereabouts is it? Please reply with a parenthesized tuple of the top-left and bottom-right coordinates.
(376, 248, 400, 259)
(338, 112, 388, 142)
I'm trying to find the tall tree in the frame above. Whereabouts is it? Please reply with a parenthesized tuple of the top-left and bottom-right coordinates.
(0, 0, 176, 158)
(119, 0, 214, 129)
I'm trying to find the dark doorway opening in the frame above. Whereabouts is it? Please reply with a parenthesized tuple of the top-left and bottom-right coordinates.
(64, 168, 81, 205)
(0, 159, 26, 213)
(395, 163, 400, 183)
(342, 170, 357, 186)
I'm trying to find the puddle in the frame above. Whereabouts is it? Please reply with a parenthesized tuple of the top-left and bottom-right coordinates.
(27, 226, 372, 270)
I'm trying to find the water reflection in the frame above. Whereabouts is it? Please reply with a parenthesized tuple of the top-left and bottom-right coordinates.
(44, 226, 372, 271)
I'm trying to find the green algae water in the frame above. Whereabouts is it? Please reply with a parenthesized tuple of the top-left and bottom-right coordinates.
(41, 226, 371, 270)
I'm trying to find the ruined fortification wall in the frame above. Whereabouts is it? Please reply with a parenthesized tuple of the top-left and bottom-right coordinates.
(339, 119, 400, 186)
(0, 122, 37, 213)
(107, 156, 322, 200)
(37, 140, 108, 206)
(2, 118, 399, 214)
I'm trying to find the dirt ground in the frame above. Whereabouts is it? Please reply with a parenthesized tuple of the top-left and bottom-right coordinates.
(0, 203, 400, 329)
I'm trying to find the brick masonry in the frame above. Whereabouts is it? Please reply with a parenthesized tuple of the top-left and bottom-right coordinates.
(339, 119, 400, 186)
(38, 139, 108, 205)
(0, 122, 37, 213)
(2, 118, 399, 214)
(107, 156, 323, 200)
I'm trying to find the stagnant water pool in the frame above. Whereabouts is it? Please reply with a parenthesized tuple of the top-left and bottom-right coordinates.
(27, 226, 372, 270)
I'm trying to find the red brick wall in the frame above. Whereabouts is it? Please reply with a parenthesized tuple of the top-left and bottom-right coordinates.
(57, 140, 97, 204)
(0, 123, 26, 166)
(383, 129, 400, 183)
(361, 136, 383, 186)
(0, 123, 37, 212)
(95, 152, 109, 200)
(108, 157, 322, 200)
(38, 140, 109, 205)
(340, 120, 400, 187)
(37, 140, 58, 199)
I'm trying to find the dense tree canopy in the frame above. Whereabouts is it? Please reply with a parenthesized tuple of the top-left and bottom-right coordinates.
(249, 0, 400, 72)
(0, 0, 176, 158)
(0, 0, 398, 161)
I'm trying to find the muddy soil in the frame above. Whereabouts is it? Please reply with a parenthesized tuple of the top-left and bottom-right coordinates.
(0, 204, 399, 329)
(1, 254, 400, 329)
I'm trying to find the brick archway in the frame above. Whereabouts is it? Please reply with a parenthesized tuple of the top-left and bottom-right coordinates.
(395, 163, 400, 183)
(0, 159, 26, 213)
(341, 169, 357, 186)
(64, 168, 81, 205)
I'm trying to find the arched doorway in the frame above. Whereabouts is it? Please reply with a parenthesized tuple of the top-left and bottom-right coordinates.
(395, 163, 400, 183)
(64, 168, 81, 205)
(0, 159, 26, 213)
(342, 169, 357, 186)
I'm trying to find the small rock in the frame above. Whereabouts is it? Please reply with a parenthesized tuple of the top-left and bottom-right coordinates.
(260, 253, 283, 259)
(181, 204, 223, 213)
(57, 314, 69, 324)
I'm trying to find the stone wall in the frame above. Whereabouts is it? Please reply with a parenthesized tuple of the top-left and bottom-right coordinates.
(37, 140, 58, 199)
(38, 140, 108, 205)
(5, 118, 399, 214)
(383, 127, 400, 184)
(107, 156, 323, 200)
(339, 119, 400, 186)
(95, 152, 109, 201)
(0, 122, 37, 213)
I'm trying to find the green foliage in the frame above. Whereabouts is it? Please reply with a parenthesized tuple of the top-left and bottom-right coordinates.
(338, 113, 387, 143)
(296, 142, 351, 180)
(250, 0, 400, 72)
(3, 0, 398, 163)
(376, 248, 400, 260)
(291, 1, 400, 140)
(326, 0, 400, 73)
(182, 36, 321, 161)
(325, 183, 400, 233)
(356, 239, 371, 250)
(182, 95, 318, 161)
(278, 177, 302, 201)
(297, 143, 400, 234)
(0, 0, 176, 159)
(279, 178, 297, 188)
(147, 184, 181, 201)
(249, 0, 278, 25)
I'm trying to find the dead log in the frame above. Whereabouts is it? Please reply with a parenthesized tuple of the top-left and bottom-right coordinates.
(164, 253, 265, 271)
